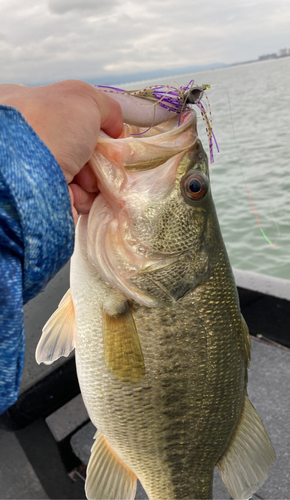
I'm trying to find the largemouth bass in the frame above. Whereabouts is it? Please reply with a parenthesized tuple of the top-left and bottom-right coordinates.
(36, 109, 275, 500)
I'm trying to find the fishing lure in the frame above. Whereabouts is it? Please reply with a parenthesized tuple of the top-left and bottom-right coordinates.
(95, 81, 274, 247)
(95, 80, 219, 164)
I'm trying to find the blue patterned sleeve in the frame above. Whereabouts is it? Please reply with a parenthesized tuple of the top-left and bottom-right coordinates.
(0, 106, 75, 414)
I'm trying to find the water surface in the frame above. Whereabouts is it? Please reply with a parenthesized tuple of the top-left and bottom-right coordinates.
(122, 58, 290, 279)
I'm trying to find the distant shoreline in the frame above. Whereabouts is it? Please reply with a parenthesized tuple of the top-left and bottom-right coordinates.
(226, 52, 290, 69)
(23, 53, 290, 88)
(92, 53, 290, 88)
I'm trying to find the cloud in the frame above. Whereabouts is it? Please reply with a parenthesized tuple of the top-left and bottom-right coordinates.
(48, 0, 118, 14)
(0, 0, 289, 86)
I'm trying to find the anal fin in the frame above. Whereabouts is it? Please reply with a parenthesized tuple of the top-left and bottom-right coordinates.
(103, 303, 145, 383)
(217, 395, 275, 500)
(86, 431, 137, 500)
(35, 289, 76, 365)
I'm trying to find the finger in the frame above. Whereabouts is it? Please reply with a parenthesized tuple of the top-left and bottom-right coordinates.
(72, 163, 99, 193)
(93, 90, 124, 138)
(69, 183, 98, 214)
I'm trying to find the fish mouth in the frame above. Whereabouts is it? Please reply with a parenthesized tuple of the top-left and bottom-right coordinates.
(96, 110, 197, 173)
(88, 110, 199, 212)
(86, 110, 201, 307)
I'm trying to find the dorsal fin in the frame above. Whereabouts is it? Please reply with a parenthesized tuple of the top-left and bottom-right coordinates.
(86, 431, 137, 500)
(103, 303, 145, 383)
(36, 289, 76, 365)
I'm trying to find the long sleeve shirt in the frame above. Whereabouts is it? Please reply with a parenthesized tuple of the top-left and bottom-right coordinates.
(0, 106, 74, 414)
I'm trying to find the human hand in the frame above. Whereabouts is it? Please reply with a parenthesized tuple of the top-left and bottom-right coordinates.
(0, 80, 123, 223)
(68, 164, 101, 225)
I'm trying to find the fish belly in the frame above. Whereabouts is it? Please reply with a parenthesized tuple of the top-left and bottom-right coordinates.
(71, 218, 245, 500)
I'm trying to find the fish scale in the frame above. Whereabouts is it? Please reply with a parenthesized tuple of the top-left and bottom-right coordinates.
(72, 222, 244, 499)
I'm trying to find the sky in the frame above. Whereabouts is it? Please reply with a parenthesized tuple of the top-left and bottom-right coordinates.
(0, 0, 290, 86)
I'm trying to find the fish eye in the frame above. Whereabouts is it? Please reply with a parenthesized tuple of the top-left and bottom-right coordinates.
(181, 171, 208, 203)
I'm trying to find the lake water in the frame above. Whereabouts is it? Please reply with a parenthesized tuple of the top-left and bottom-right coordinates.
(121, 57, 290, 280)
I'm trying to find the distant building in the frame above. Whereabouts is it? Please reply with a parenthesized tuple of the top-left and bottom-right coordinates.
(279, 48, 288, 57)
(258, 53, 277, 61)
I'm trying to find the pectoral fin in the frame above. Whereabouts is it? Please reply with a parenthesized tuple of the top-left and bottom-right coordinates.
(35, 289, 76, 365)
(86, 431, 137, 500)
(103, 303, 145, 383)
(217, 396, 275, 500)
